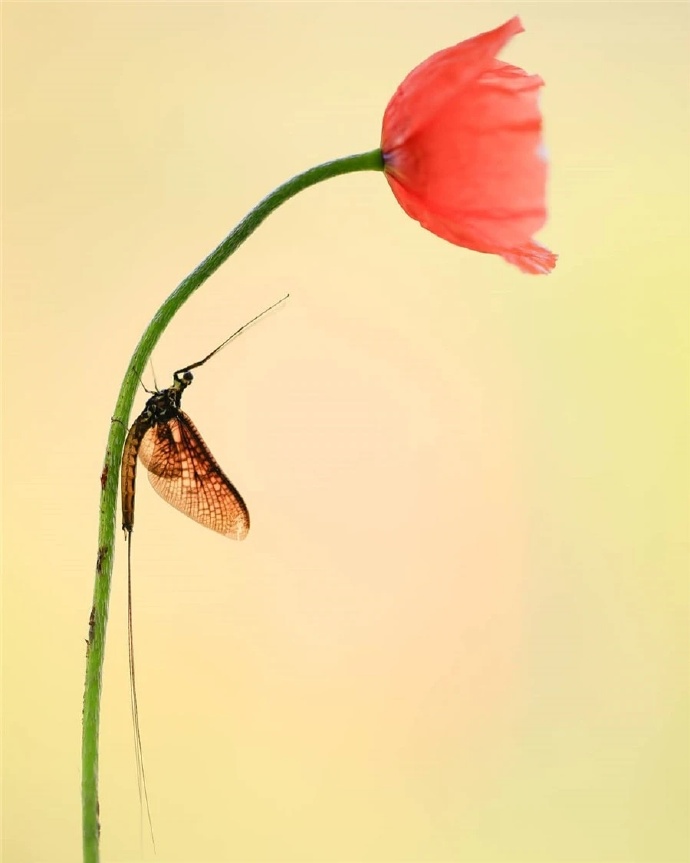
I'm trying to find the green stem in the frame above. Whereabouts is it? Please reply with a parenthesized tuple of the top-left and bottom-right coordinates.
(81, 148, 384, 862)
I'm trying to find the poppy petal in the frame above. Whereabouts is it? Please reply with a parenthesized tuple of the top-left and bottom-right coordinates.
(381, 17, 556, 273)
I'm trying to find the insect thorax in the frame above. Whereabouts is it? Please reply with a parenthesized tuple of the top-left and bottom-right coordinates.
(143, 382, 185, 424)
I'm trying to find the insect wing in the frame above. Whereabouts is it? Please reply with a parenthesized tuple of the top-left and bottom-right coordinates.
(138, 412, 250, 539)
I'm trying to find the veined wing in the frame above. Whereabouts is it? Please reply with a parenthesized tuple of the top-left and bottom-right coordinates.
(138, 412, 249, 539)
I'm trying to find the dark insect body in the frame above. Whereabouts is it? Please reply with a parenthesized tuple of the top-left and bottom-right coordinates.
(121, 373, 249, 541)
(118, 295, 288, 849)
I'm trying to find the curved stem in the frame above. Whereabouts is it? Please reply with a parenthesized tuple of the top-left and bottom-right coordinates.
(81, 148, 384, 862)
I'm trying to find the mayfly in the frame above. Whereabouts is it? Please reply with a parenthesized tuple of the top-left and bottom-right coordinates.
(120, 294, 288, 846)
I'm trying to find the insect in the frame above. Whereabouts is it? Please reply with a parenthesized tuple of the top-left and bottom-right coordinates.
(119, 294, 288, 847)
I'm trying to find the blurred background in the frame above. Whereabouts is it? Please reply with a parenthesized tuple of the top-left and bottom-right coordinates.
(3, 3, 688, 862)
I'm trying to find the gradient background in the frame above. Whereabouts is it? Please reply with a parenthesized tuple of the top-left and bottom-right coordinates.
(3, 3, 688, 862)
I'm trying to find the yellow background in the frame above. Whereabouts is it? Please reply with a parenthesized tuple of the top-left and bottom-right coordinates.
(3, 3, 688, 862)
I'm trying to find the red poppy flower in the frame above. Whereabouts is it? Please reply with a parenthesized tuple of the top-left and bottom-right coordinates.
(381, 16, 557, 274)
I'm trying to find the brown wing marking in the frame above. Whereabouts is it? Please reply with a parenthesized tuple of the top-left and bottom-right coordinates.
(138, 412, 249, 539)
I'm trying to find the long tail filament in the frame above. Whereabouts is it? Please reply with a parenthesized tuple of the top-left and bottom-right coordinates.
(127, 532, 156, 853)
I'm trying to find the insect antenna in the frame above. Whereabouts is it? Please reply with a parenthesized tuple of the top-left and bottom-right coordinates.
(127, 533, 156, 852)
(175, 293, 289, 376)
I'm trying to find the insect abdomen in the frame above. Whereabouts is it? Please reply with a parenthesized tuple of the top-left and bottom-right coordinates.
(121, 416, 150, 534)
